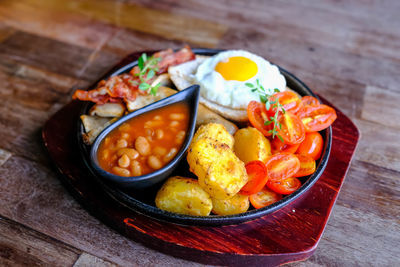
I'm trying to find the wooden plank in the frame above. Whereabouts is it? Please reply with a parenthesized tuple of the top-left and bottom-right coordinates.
(306, 204, 399, 266)
(0, 0, 227, 48)
(0, 56, 87, 163)
(336, 160, 400, 220)
(0, 30, 120, 82)
(73, 253, 117, 267)
(103, 28, 186, 56)
(0, 156, 203, 266)
(361, 85, 400, 129)
(0, 2, 116, 50)
(0, 216, 80, 266)
(354, 119, 400, 172)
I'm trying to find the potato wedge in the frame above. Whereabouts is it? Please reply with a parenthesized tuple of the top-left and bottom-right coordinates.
(233, 127, 271, 164)
(126, 86, 177, 112)
(187, 138, 248, 200)
(89, 102, 125, 117)
(155, 176, 212, 216)
(80, 115, 118, 145)
(211, 194, 249, 215)
(191, 123, 234, 149)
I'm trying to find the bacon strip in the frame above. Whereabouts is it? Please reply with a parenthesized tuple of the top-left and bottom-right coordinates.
(73, 46, 195, 104)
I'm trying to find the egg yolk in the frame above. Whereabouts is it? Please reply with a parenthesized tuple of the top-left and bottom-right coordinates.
(215, 56, 258, 81)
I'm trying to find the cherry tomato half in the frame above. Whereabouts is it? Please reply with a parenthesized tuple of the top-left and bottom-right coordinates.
(240, 161, 269, 195)
(300, 96, 319, 107)
(294, 154, 316, 177)
(271, 136, 300, 154)
(265, 152, 300, 183)
(268, 91, 303, 114)
(267, 177, 301, 195)
(276, 111, 305, 145)
(249, 187, 282, 209)
(296, 132, 323, 160)
(297, 104, 337, 132)
(247, 101, 273, 136)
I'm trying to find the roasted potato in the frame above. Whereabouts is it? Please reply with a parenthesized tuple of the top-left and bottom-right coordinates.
(233, 127, 272, 164)
(211, 194, 249, 215)
(155, 176, 212, 216)
(187, 138, 248, 200)
(80, 115, 118, 145)
(126, 86, 177, 112)
(191, 123, 234, 149)
(89, 102, 125, 117)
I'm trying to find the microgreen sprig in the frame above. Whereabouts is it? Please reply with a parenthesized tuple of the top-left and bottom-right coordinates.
(134, 53, 161, 96)
(245, 79, 285, 142)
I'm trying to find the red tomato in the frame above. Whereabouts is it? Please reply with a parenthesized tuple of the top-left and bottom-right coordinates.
(276, 111, 305, 145)
(249, 187, 282, 209)
(268, 91, 303, 114)
(271, 136, 300, 154)
(294, 154, 316, 177)
(265, 152, 300, 183)
(240, 161, 269, 195)
(247, 101, 273, 136)
(297, 104, 337, 132)
(296, 132, 323, 160)
(267, 177, 301, 195)
(300, 96, 319, 107)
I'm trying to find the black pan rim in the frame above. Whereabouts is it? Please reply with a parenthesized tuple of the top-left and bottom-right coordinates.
(77, 48, 332, 226)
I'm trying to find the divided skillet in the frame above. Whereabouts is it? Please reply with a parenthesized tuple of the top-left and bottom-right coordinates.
(77, 48, 332, 226)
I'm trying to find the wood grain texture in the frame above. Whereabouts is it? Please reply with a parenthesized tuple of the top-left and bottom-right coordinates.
(0, 216, 80, 266)
(0, 0, 399, 266)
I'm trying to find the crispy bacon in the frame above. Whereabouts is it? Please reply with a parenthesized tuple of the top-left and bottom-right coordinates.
(156, 45, 195, 73)
(72, 89, 120, 105)
(73, 46, 195, 104)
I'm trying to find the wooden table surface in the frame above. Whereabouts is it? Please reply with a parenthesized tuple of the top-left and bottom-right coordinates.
(0, 0, 399, 266)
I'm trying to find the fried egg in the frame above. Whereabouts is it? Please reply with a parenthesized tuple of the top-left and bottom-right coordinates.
(194, 50, 286, 109)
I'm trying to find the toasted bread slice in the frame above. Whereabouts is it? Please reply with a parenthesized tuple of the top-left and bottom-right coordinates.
(169, 55, 249, 122)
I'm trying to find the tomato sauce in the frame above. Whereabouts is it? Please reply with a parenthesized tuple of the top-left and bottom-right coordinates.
(97, 103, 189, 177)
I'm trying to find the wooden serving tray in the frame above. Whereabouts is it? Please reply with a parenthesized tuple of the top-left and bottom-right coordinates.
(42, 95, 359, 266)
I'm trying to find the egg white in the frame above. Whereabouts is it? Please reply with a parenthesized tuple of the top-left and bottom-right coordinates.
(194, 50, 286, 109)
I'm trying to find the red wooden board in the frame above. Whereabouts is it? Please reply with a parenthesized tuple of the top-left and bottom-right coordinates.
(42, 96, 359, 266)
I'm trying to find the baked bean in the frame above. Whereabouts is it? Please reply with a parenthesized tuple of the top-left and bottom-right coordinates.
(163, 148, 178, 162)
(104, 137, 111, 146)
(118, 154, 130, 168)
(175, 130, 186, 144)
(135, 136, 151, 156)
(145, 128, 154, 137)
(153, 146, 167, 156)
(153, 115, 162, 120)
(169, 113, 185, 120)
(148, 155, 162, 170)
(101, 149, 109, 160)
(119, 123, 130, 131)
(144, 120, 163, 128)
(131, 160, 142, 176)
(155, 129, 164, 139)
(170, 121, 179, 127)
(121, 133, 130, 139)
(117, 148, 139, 160)
(116, 139, 128, 148)
(112, 166, 130, 177)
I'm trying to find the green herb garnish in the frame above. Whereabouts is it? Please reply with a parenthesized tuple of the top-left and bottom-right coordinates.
(245, 79, 285, 142)
(135, 53, 161, 96)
